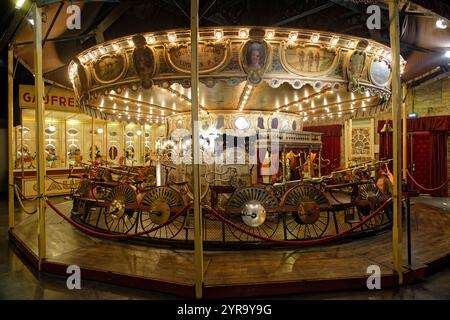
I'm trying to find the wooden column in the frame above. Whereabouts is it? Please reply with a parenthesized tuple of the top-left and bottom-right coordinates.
(389, 0, 403, 285)
(33, 5, 47, 268)
(8, 46, 14, 230)
(190, 0, 204, 299)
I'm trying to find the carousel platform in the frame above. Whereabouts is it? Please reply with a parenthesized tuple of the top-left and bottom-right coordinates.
(8, 197, 450, 298)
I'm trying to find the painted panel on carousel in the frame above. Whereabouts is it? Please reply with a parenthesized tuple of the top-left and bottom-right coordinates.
(166, 42, 229, 74)
(347, 51, 366, 84)
(282, 45, 338, 76)
(132, 34, 156, 89)
(369, 59, 391, 87)
(242, 41, 268, 85)
(92, 53, 127, 84)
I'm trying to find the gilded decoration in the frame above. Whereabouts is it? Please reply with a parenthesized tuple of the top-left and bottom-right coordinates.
(69, 27, 400, 120)
(92, 53, 127, 84)
(352, 128, 371, 158)
(132, 34, 156, 89)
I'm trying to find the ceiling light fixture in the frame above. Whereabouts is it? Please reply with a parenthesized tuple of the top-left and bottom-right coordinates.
(436, 19, 448, 29)
(15, 0, 25, 9)
(266, 30, 274, 39)
(288, 32, 298, 42)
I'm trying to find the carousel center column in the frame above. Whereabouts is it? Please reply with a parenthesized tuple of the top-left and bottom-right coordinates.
(191, 0, 204, 299)
(33, 4, 47, 268)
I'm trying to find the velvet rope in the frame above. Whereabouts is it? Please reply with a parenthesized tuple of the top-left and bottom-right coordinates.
(45, 198, 190, 239)
(406, 170, 450, 192)
(206, 198, 392, 245)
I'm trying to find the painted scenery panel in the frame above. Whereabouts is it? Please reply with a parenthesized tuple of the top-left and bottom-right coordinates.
(168, 43, 227, 72)
(284, 46, 337, 75)
(93, 54, 126, 83)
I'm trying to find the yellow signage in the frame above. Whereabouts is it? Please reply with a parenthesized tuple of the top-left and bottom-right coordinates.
(19, 84, 79, 112)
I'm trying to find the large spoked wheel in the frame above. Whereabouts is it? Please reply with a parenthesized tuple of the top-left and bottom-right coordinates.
(139, 187, 187, 239)
(356, 183, 390, 230)
(104, 185, 138, 234)
(224, 187, 280, 241)
(282, 185, 330, 239)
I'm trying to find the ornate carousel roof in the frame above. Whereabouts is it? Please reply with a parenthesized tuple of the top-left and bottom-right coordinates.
(69, 26, 405, 126)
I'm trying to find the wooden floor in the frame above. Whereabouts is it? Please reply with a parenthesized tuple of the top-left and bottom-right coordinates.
(9, 197, 450, 298)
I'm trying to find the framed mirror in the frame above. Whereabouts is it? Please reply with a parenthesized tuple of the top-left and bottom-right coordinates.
(67, 128, 79, 136)
(18, 127, 30, 135)
(271, 117, 279, 129)
(109, 146, 118, 160)
(45, 126, 57, 135)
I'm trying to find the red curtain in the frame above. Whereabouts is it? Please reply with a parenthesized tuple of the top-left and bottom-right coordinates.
(377, 116, 450, 196)
(430, 132, 448, 196)
(304, 125, 342, 174)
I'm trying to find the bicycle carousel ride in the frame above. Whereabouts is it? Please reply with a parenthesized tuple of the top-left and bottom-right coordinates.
(67, 143, 394, 248)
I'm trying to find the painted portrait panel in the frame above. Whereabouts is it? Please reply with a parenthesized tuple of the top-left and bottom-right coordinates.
(244, 41, 267, 72)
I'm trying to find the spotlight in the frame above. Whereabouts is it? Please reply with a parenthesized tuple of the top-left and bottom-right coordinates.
(15, 0, 25, 9)
(445, 50, 450, 58)
(97, 128, 103, 134)
(436, 19, 448, 30)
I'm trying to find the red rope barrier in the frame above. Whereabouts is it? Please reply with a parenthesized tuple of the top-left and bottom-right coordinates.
(45, 198, 190, 239)
(406, 170, 450, 192)
(206, 198, 392, 245)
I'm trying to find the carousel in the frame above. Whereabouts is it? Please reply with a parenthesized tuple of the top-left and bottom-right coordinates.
(27, 26, 399, 247)
(6, 0, 450, 300)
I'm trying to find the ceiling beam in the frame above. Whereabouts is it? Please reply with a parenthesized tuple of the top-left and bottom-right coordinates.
(42, 2, 64, 48)
(82, 2, 131, 44)
(273, 2, 335, 26)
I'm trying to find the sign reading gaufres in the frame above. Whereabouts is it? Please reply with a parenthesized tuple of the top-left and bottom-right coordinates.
(19, 84, 78, 112)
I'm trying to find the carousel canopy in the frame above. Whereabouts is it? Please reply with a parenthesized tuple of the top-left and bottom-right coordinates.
(67, 26, 398, 126)
(0, 0, 449, 124)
